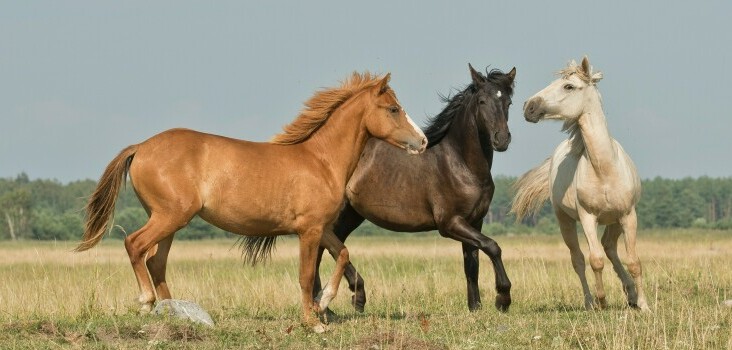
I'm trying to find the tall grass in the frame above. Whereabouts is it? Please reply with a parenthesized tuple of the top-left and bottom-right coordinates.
(0, 230, 731, 348)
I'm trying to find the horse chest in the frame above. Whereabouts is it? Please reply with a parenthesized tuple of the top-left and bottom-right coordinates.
(574, 180, 635, 222)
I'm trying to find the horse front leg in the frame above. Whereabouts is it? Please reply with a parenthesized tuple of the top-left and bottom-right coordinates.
(315, 230, 350, 315)
(577, 209, 607, 309)
(297, 227, 327, 333)
(461, 242, 482, 311)
(557, 209, 593, 309)
(439, 216, 512, 312)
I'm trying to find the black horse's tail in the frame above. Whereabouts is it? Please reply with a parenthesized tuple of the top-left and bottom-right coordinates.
(237, 236, 277, 265)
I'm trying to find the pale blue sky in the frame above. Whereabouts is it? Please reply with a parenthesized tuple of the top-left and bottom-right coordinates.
(1, 1, 730, 182)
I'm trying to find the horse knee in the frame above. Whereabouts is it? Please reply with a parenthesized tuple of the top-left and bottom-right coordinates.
(627, 261, 642, 277)
(481, 240, 502, 258)
(589, 254, 604, 272)
(338, 247, 349, 263)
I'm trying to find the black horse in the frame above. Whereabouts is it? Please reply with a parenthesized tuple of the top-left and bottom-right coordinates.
(314, 64, 516, 312)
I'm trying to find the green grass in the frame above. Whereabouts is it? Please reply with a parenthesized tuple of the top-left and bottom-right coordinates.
(1, 229, 731, 349)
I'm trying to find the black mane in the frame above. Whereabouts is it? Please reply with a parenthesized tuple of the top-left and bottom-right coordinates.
(423, 69, 514, 147)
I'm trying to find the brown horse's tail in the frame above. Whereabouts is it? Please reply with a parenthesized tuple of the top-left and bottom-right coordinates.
(75, 145, 138, 252)
(511, 157, 552, 222)
(236, 236, 277, 266)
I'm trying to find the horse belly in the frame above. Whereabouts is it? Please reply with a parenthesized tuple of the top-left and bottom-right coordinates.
(197, 165, 301, 236)
(199, 199, 292, 236)
(357, 202, 436, 232)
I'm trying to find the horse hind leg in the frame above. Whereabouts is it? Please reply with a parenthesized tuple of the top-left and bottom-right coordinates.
(619, 209, 650, 311)
(146, 234, 175, 300)
(601, 223, 638, 307)
(125, 215, 185, 313)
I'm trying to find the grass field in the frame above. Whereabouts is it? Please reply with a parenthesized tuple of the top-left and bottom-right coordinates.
(1, 229, 731, 349)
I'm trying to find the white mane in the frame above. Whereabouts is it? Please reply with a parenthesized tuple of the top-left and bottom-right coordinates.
(557, 60, 603, 85)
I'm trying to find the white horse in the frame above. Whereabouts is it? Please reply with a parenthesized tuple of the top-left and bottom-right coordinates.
(512, 56, 649, 311)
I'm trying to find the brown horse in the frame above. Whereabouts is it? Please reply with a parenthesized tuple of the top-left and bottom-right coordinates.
(314, 65, 516, 313)
(75, 72, 427, 332)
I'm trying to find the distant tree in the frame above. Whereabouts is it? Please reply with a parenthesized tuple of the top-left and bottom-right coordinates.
(112, 207, 148, 239)
(0, 188, 32, 240)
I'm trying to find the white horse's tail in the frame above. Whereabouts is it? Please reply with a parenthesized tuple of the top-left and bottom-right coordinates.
(511, 158, 552, 221)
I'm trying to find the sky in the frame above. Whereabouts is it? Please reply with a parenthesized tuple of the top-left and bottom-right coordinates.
(1, 1, 730, 183)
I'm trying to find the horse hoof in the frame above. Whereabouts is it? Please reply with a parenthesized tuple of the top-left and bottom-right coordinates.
(139, 303, 153, 314)
(312, 323, 327, 334)
(319, 308, 340, 324)
(637, 302, 651, 312)
(495, 295, 511, 312)
(352, 295, 365, 313)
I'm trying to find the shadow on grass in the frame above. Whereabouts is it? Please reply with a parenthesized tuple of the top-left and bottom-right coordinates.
(531, 302, 634, 313)
(321, 308, 416, 324)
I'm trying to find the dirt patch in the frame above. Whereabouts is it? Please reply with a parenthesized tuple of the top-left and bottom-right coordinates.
(354, 331, 446, 350)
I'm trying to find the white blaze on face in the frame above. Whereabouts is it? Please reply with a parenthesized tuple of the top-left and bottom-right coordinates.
(405, 112, 426, 141)
(496, 90, 502, 98)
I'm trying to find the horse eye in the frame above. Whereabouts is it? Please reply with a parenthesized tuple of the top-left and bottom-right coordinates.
(564, 84, 575, 91)
(388, 106, 399, 114)
(478, 100, 486, 105)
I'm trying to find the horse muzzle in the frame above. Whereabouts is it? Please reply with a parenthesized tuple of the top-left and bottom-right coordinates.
(405, 136, 428, 155)
(523, 97, 545, 123)
(492, 130, 511, 152)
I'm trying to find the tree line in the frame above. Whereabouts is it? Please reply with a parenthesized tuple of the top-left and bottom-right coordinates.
(1, 173, 731, 241)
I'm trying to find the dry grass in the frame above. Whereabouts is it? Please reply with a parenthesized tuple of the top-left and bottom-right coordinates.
(0, 229, 731, 348)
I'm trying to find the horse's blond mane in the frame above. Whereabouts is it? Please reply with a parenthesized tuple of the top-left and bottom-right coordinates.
(562, 120, 585, 155)
(556, 60, 603, 85)
(270, 72, 388, 145)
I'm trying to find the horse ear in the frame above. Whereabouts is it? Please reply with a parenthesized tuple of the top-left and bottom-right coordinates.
(468, 63, 485, 85)
(378, 73, 391, 95)
(507, 67, 517, 81)
(581, 56, 591, 75)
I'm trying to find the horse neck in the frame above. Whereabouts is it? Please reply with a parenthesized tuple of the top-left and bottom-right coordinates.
(576, 88, 617, 177)
(444, 104, 493, 180)
(300, 95, 370, 188)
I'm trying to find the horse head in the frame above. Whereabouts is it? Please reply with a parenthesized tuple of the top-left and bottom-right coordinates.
(524, 55, 603, 123)
(468, 64, 516, 152)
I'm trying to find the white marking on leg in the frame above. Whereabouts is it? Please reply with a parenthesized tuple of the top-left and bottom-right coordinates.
(318, 284, 335, 310)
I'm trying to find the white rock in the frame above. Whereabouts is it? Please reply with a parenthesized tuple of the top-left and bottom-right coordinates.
(153, 299, 215, 327)
(723, 300, 732, 308)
